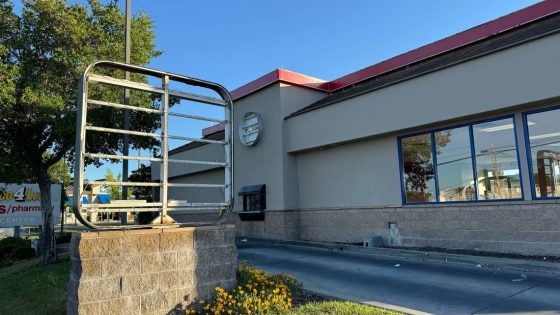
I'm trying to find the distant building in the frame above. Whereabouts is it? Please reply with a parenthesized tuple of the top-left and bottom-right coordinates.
(152, 1, 560, 256)
(66, 181, 115, 224)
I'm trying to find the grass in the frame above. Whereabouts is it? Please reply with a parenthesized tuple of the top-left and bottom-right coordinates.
(0, 253, 69, 315)
(288, 301, 401, 315)
(0, 257, 399, 315)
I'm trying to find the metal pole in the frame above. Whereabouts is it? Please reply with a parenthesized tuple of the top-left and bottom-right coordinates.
(160, 75, 170, 223)
(121, 0, 131, 224)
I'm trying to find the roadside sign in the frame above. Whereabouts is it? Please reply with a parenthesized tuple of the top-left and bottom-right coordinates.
(0, 183, 61, 228)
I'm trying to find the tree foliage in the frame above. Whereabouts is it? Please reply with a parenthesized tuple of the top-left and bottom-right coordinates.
(128, 163, 152, 201)
(402, 131, 451, 199)
(47, 159, 72, 187)
(0, 0, 161, 264)
(102, 168, 131, 200)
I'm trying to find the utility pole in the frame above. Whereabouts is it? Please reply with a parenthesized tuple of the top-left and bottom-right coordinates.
(121, 0, 131, 224)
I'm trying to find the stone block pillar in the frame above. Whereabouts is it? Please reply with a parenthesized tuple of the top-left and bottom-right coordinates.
(67, 225, 237, 315)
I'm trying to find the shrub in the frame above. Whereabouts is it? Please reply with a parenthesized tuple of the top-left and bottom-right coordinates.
(55, 233, 72, 244)
(136, 211, 159, 225)
(12, 247, 36, 260)
(186, 262, 301, 315)
(0, 237, 30, 258)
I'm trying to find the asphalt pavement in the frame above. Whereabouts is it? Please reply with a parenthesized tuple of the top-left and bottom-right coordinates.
(237, 241, 560, 315)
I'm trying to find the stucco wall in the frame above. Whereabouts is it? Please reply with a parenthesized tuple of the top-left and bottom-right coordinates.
(233, 85, 284, 211)
(279, 84, 327, 210)
(151, 143, 224, 181)
(294, 99, 560, 209)
(296, 135, 401, 208)
(167, 168, 225, 204)
(285, 32, 560, 152)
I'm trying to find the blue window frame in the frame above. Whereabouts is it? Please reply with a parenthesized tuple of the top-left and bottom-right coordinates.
(398, 115, 524, 205)
(522, 105, 560, 200)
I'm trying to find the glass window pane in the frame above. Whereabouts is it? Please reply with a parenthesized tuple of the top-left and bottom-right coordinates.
(401, 134, 436, 203)
(435, 127, 476, 202)
(472, 118, 521, 200)
(526, 108, 560, 198)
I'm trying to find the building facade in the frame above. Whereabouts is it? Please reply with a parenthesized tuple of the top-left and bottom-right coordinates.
(153, 1, 560, 256)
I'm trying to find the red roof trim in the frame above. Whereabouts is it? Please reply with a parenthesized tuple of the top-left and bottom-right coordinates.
(231, 69, 328, 100)
(230, 0, 560, 99)
(202, 123, 225, 137)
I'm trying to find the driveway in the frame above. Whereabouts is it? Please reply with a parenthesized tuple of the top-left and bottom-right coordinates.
(237, 241, 560, 315)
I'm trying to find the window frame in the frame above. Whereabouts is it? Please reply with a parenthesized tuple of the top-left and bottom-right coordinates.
(522, 105, 560, 200)
(398, 114, 525, 205)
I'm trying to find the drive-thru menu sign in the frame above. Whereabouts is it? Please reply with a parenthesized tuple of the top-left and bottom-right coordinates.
(0, 184, 61, 227)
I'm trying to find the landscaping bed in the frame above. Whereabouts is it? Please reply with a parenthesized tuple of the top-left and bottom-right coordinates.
(188, 261, 400, 315)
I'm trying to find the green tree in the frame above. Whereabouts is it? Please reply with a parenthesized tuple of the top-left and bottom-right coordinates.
(103, 168, 131, 200)
(128, 163, 152, 201)
(48, 159, 72, 187)
(0, 0, 161, 264)
(402, 131, 451, 200)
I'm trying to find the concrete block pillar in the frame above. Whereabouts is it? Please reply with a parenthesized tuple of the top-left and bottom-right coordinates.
(67, 225, 237, 315)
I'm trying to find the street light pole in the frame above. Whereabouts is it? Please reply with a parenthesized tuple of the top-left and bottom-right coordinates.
(121, 0, 131, 224)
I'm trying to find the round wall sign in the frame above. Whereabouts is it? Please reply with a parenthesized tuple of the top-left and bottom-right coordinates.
(238, 112, 263, 146)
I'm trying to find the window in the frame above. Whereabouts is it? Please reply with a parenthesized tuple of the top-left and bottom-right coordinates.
(472, 119, 522, 200)
(399, 116, 522, 204)
(401, 134, 436, 203)
(435, 127, 476, 202)
(524, 107, 560, 198)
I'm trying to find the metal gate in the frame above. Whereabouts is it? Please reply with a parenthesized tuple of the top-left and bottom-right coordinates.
(72, 61, 233, 229)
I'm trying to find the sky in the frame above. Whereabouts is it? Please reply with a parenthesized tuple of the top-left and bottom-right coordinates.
(12, 0, 543, 182)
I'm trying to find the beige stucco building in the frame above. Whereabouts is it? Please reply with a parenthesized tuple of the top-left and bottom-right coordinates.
(153, 1, 560, 256)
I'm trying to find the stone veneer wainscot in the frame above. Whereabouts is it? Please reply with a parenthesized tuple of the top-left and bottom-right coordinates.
(67, 225, 237, 315)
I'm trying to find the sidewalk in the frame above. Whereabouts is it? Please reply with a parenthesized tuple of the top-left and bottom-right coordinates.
(237, 239, 560, 315)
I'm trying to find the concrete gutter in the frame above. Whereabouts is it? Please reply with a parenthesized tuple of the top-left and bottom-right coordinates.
(236, 237, 560, 275)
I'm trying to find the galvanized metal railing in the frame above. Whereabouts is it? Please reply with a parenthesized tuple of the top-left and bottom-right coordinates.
(73, 61, 233, 229)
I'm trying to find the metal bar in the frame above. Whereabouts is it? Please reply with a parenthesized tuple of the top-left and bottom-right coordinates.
(167, 158, 226, 166)
(84, 152, 162, 162)
(167, 207, 227, 212)
(160, 75, 170, 223)
(88, 99, 160, 114)
(86, 126, 226, 145)
(74, 61, 234, 229)
(168, 201, 229, 207)
(83, 202, 163, 209)
(86, 181, 163, 187)
(84, 153, 226, 167)
(87, 207, 163, 213)
(168, 111, 224, 123)
(122, 0, 132, 225)
(73, 74, 94, 229)
(85, 126, 161, 138)
(168, 202, 229, 209)
(168, 135, 226, 144)
(87, 207, 228, 213)
(167, 183, 226, 188)
(83, 61, 233, 102)
(169, 89, 227, 106)
(224, 92, 233, 217)
(88, 74, 164, 94)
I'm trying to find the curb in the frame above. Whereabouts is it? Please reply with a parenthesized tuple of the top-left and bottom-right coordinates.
(236, 237, 560, 275)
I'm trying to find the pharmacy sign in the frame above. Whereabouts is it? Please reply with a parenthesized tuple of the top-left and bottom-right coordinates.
(0, 183, 61, 227)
